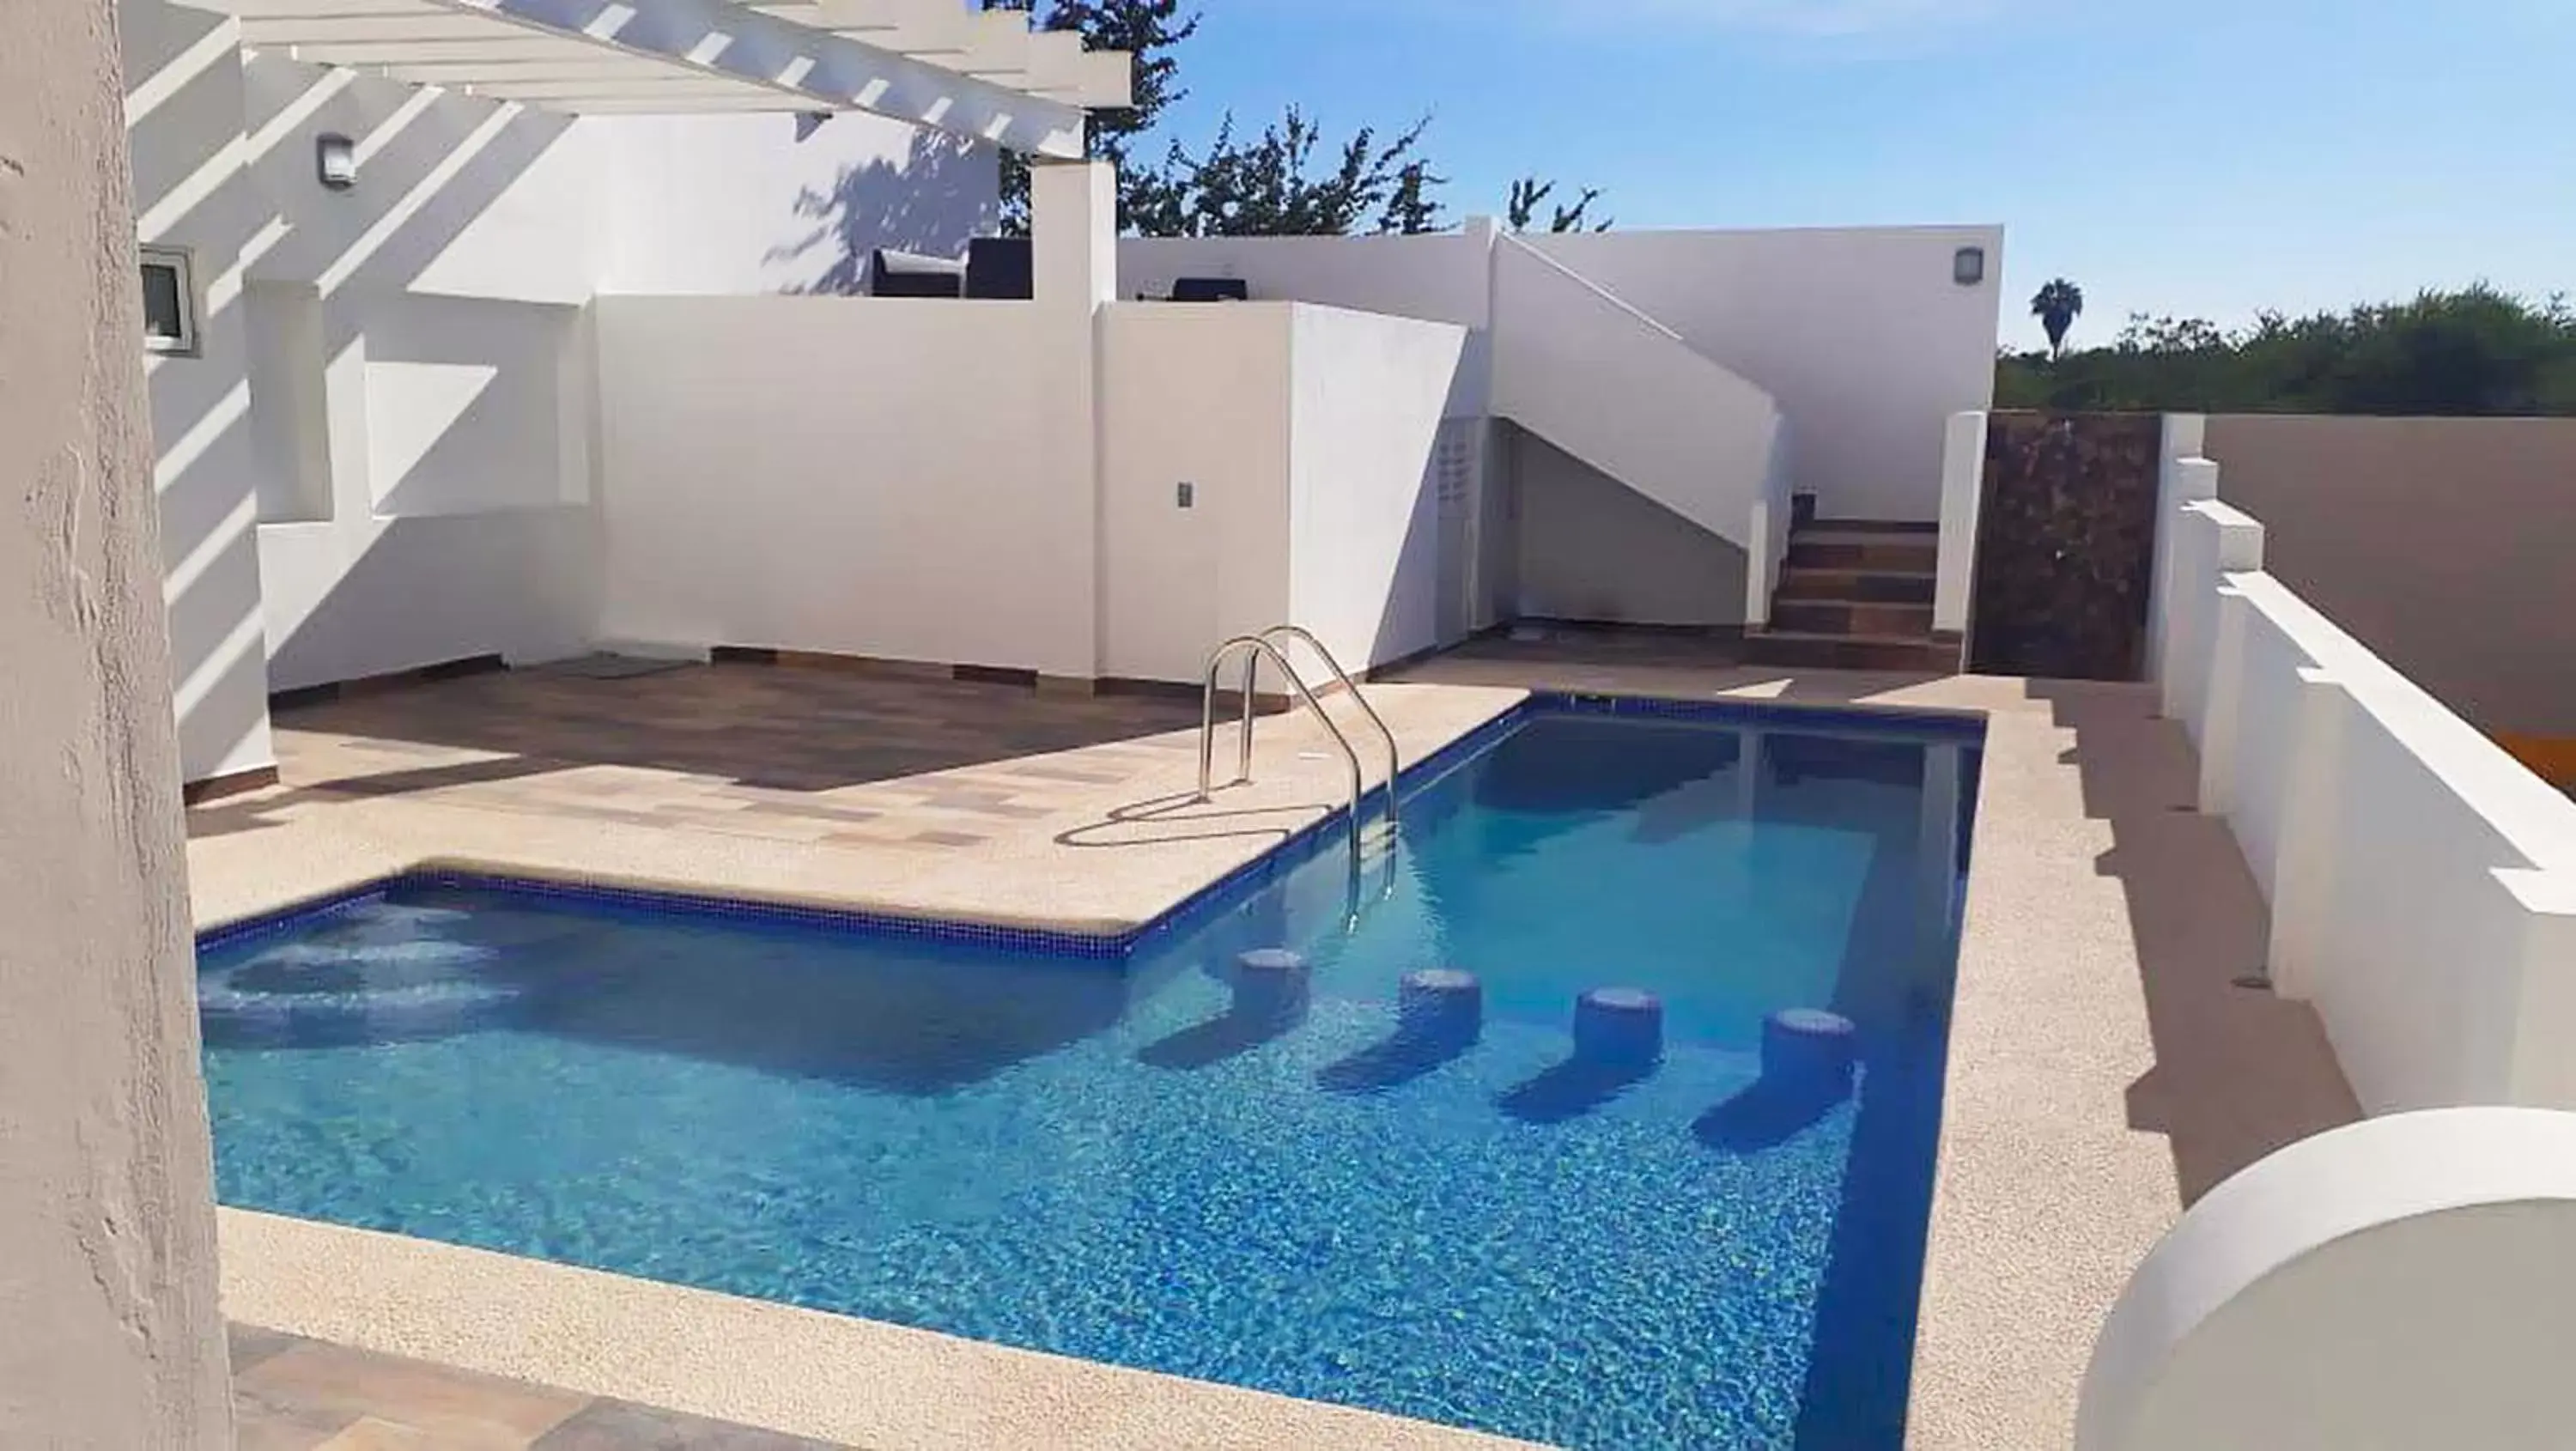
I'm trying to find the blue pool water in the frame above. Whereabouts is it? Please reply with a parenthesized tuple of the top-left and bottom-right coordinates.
(199, 702, 1982, 1449)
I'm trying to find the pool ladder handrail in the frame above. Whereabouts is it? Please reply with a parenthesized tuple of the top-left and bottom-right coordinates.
(1195, 628, 1402, 844)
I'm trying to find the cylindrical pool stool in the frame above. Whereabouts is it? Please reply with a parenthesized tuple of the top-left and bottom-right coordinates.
(1235, 948, 1310, 1023)
(1399, 968, 1483, 1046)
(1574, 987, 1665, 1067)
(1763, 1007, 1858, 1099)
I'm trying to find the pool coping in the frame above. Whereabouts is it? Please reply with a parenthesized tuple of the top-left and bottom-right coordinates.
(196, 689, 1987, 945)
(198, 685, 1998, 1451)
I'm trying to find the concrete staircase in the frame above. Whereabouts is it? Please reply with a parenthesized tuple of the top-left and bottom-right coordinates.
(1747, 518, 1960, 671)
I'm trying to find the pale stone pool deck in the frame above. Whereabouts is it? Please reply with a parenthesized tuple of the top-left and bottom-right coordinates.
(187, 647, 2359, 1449)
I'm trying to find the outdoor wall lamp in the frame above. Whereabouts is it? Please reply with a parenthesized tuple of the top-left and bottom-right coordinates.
(1953, 246, 1987, 286)
(316, 133, 357, 191)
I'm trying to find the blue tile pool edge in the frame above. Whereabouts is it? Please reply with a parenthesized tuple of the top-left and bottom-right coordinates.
(195, 690, 1990, 961)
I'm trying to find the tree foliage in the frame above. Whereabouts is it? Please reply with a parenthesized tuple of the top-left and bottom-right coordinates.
(1506, 177, 1611, 234)
(1997, 286, 2576, 416)
(983, 0, 1601, 239)
(982, 0, 1200, 234)
(2031, 277, 2084, 359)
(1125, 110, 1435, 236)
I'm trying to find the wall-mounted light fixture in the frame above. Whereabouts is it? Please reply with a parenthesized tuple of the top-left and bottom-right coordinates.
(316, 133, 357, 191)
(1953, 246, 1987, 287)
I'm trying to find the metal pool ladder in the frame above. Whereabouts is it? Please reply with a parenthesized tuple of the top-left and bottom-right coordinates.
(1196, 628, 1402, 894)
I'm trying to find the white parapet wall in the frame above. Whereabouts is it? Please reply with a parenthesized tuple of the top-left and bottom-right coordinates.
(592, 294, 1096, 678)
(1931, 410, 1988, 635)
(598, 294, 1466, 686)
(2079, 1108, 2576, 1450)
(1486, 234, 1782, 556)
(2154, 455, 2576, 1112)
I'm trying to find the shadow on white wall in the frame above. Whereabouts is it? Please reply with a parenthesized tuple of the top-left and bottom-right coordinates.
(768, 128, 1000, 294)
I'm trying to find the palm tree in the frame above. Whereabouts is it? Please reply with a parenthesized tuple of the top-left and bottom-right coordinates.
(2032, 278, 2085, 360)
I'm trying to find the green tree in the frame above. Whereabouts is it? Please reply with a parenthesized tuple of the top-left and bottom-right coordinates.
(981, 0, 1200, 234)
(1139, 108, 1434, 236)
(1505, 177, 1611, 233)
(1381, 159, 1447, 235)
(1996, 286, 2576, 416)
(2032, 278, 2085, 359)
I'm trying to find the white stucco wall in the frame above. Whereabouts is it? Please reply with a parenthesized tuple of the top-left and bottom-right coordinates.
(1532, 226, 2002, 523)
(3, 3, 232, 1437)
(1285, 304, 1467, 673)
(1097, 304, 1295, 683)
(1121, 224, 2001, 527)
(125, 0, 279, 782)
(2081, 1109, 2576, 1451)
(592, 295, 1094, 677)
(2157, 473, 2576, 1113)
(594, 112, 998, 297)
(1510, 427, 1748, 627)
(1121, 228, 1502, 430)
(1932, 410, 1988, 634)
(125, 0, 1006, 777)
(1096, 301, 1465, 684)
(1488, 234, 1782, 555)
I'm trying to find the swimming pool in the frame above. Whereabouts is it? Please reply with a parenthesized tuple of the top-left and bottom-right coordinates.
(198, 697, 1983, 1449)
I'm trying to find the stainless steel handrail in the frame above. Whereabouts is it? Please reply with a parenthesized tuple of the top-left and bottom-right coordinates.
(1258, 625, 1400, 838)
(1195, 637, 1366, 837)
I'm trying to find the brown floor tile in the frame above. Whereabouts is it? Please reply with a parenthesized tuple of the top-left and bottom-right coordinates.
(314, 1417, 438, 1451)
(235, 1389, 361, 1451)
(531, 1399, 848, 1450)
(240, 1342, 587, 1448)
(230, 1321, 306, 1374)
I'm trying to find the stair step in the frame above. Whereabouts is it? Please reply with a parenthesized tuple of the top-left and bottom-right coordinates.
(1795, 518, 1940, 540)
(1786, 539, 1939, 572)
(1769, 599, 1935, 637)
(1776, 569, 1935, 604)
(1746, 629, 1961, 673)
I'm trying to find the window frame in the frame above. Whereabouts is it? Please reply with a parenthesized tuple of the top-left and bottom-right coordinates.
(138, 244, 201, 357)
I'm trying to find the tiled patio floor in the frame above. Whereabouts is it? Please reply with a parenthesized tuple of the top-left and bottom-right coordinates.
(230, 1323, 851, 1449)
(207, 661, 1214, 853)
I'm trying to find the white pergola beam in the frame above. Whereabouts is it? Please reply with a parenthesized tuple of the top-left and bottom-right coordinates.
(227, 0, 1105, 144)
(543, 92, 794, 111)
(266, 35, 610, 64)
(422, 0, 1085, 151)
(367, 55, 684, 80)
(463, 76, 769, 100)
(243, 12, 544, 42)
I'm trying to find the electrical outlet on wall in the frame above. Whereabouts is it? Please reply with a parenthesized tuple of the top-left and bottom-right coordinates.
(1176, 482, 1195, 508)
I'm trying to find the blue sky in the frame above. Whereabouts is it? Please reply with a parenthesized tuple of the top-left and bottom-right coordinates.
(1131, 0, 2573, 349)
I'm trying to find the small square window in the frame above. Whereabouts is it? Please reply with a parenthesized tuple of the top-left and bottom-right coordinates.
(139, 245, 199, 356)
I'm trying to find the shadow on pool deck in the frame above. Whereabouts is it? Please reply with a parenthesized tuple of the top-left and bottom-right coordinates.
(2032, 681, 2361, 1205)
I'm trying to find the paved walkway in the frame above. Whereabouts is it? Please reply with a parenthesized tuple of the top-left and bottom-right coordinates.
(232, 1323, 848, 1449)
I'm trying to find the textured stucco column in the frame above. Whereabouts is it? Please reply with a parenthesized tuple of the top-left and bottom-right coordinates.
(0, 1, 235, 1445)
(1031, 159, 1115, 684)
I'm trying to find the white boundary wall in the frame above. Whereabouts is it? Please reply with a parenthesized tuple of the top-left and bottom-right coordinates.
(1122, 223, 1998, 525)
(593, 296, 1092, 677)
(2154, 446, 2576, 1111)
(598, 297, 1465, 685)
